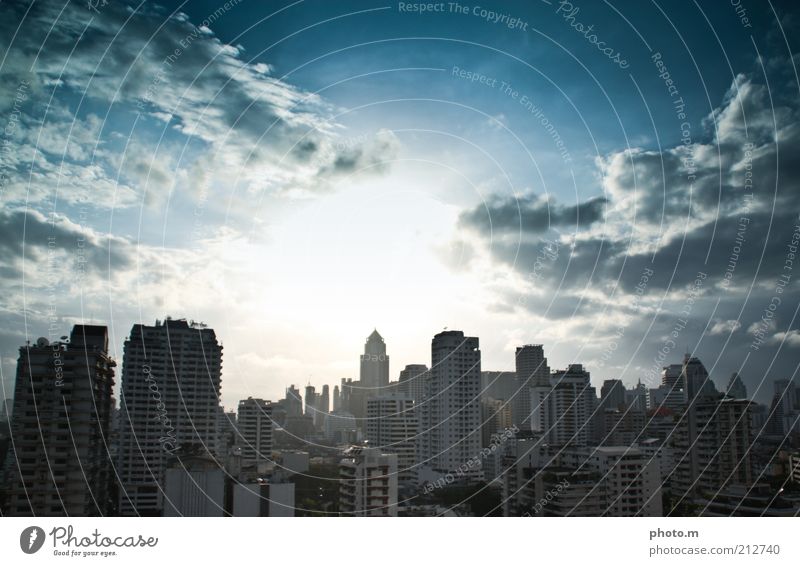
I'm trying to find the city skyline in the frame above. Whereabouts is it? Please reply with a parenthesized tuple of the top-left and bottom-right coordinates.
(0, 317, 790, 410)
(3, 319, 798, 518)
(1, 0, 799, 415)
(1, 0, 800, 527)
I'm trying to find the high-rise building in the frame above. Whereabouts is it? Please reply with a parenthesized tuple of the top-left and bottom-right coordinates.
(419, 330, 482, 481)
(659, 363, 686, 412)
(366, 394, 417, 486)
(339, 446, 398, 516)
(531, 364, 595, 447)
(481, 370, 517, 402)
(670, 397, 754, 498)
(319, 385, 330, 414)
(600, 379, 626, 410)
(332, 385, 341, 411)
(341, 377, 367, 426)
(215, 407, 237, 459)
(766, 379, 800, 435)
(304, 385, 317, 418)
(285, 385, 302, 418)
(560, 447, 663, 516)
(726, 372, 748, 399)
(398, 364, 429, 405)
(4, 326, 116, 516)
(502, 439, 662, 516)
(681, 355, 717, 402)
(236, 397, 273, 468)
(232, 478, 295, 517)
(514, 345, 549, 429)
(317, 384, 330, 430)
(325, 410, 358, 444)
(163, 450, 225, 517)
(626, 380, 649, 412)
(481, 397, 513, 448)
(117, 318, 223, 516)
(360, 330, 389, 391)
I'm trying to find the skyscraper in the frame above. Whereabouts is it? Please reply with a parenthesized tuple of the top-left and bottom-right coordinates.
(285, 385, 302, 417)
(4, 326, 116, 516)
(398, 364, 429, 405)
(117, 318, 223, 516)
(419, 330, 482, 481)
(600, 379, 626, 410)
(320, 385, 330, 414)
(671, 397, 755, 499)
(660, 363, 686, 412)
(366, 394, 418, 486)
(332, 385, 341, 411)
(304, 385, 317, 419)
(360, 329, 389, 391)
(317, 384, 330, 430)
(236, 397, 273, 468)
(726, 372, 748, 399)
(514, 345, 549, 429)
(681, 355, 717, 402)
(531, 364, 595, 447)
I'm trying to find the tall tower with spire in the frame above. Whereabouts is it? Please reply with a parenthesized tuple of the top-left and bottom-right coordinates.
(360, 329, 390, 391)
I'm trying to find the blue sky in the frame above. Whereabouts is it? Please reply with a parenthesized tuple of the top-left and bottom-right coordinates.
(1, 0, 799, 408)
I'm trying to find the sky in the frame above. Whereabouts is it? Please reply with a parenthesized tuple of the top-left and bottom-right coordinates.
(0, 0, 799, 409)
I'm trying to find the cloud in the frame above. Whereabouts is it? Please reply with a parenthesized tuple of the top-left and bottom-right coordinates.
(0, 1, 394, 215)
(768, 330, 800, 347)
(458, 74, 800, 297)
(459, 193, 607, 236)
(708, 319, 742, 335)
(0, 208, 132, 275)
(450, 72, 800, 389)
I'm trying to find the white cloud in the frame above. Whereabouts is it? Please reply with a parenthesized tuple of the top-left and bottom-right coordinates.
(709, 319, 742, 335)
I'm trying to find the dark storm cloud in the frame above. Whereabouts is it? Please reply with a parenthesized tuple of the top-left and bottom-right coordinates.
(459, 193, 607, 235)
(462, 75, 800, 298)
(0, 209, 132, 277)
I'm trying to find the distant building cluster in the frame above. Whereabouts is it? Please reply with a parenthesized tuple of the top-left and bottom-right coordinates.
(1, 320, 799, 517)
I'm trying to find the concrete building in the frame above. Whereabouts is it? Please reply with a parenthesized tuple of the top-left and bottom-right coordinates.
(514, 345, 549, 429)
(365, 395, 417, 486)
(502, 439, 662, 516)
(670, 397, 755, 498)
(398, 364, 428, 405)
(285, 385, 302, 418)
(600, 379, 626, 410)
(117, 318, 223, 516)
(681, 355, 718, 402)
(325, 410, 358, 444)
(232, 479, 295, 517)
(561, 447, 662, 516)
(530, 364, 595, 447)
(4, 326, 116, 516)
(304, 385, 317, 419)
(360, 329, 389, 391)
(726, 372, 748, 399)
(481, 397, 513, 449)
(236, 397, 273, 468)
(660, 363, 686, 412)
(339, 446, 398, 516)
(317, 384, 330, 430)
(163, 451, 225, 516)
(419, 330, 483, 481)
